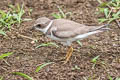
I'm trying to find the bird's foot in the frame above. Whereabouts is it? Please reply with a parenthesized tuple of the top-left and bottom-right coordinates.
(64, 46, 73, 64)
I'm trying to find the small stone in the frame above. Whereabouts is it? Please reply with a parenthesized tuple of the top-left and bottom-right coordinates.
(31, 41, 35, 44)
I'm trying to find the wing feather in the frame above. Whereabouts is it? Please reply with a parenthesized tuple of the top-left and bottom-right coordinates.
(51, 19, 91, 38)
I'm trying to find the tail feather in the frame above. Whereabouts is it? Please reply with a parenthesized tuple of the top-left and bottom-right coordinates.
(75, 24, 110, 40)
(89, 24, 110, 32)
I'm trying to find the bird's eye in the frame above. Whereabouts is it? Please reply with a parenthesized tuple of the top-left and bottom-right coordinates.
(35, 24, 45, 29)
(36, 24, 42, 28)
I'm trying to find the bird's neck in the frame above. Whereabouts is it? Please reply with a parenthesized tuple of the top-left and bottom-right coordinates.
(42, 20, 53, 34)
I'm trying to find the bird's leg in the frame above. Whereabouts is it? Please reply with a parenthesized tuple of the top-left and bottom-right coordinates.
(64, 46, 73, 64)
(65, 46, 72, 58)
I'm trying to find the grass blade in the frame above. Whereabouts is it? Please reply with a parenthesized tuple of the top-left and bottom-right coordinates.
(0, 76, 3, 80)
(116, 77, 120, 80)
(12, 72, 33, 80)
(52, 13, 62, 19)
(57, 6, 66, 18)
(35, 62, 54, 72)
(77, 40, 82, 47)
(98, 18, 108, 23)
(17, 4, 25, 24)
(104, 8, 109, 18)
(113, 11, 120, 18)
(91, 55, 100, 63)
(0, 30, 6, 36)
(99, 2, 108, 7)
(108, 75, 113, 80)
(0, 52, 13, 59)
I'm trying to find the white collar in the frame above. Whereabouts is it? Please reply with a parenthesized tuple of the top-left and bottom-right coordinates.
(43, 20, 53, 34)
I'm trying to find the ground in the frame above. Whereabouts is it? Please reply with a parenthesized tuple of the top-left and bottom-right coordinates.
(0, 0, 120, 80)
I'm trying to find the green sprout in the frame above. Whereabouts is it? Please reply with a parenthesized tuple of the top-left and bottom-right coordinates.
(35, 62, 54, 72)
(108, 75, 113, 80)
(9, 4, 25, 24)
(108, 76, 120, 80)
(12, 72, 33, 80)
(0, 76, 3, 80)
(28, 8, 33, 16)
(0, 52, 13, 59)
(0, 4, 31, 36)
(97, 0, 120, 24)
(52, 6, 72, 19)
(0, 30, 6, 36)
(91, 55, 100, 63)
(91, 55, 100, 69)
(116, 77, 120, 80)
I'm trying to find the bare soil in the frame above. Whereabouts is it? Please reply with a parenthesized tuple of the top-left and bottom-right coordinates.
(0, 0, 120, 80)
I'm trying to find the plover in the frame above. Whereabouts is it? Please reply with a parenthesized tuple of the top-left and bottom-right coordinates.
(33, 17, 109, 63)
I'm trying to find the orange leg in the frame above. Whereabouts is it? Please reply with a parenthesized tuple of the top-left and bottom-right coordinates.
(64, 46, 73, 64)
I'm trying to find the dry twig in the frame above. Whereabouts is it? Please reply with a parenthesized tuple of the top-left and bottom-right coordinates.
(17, 34, 37, 41)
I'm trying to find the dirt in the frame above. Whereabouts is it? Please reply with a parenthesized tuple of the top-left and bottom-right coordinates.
(0, 0, 120, 80)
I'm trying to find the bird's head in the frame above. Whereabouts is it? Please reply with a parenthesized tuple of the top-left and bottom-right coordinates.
(32, 17, 51, 33)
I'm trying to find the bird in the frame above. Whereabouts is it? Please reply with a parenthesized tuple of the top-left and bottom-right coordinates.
(32, 17, 110, 64)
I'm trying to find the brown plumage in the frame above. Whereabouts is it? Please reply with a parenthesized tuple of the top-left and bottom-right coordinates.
(47, 19, 109, 39)
(33, 17, 110, 64)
